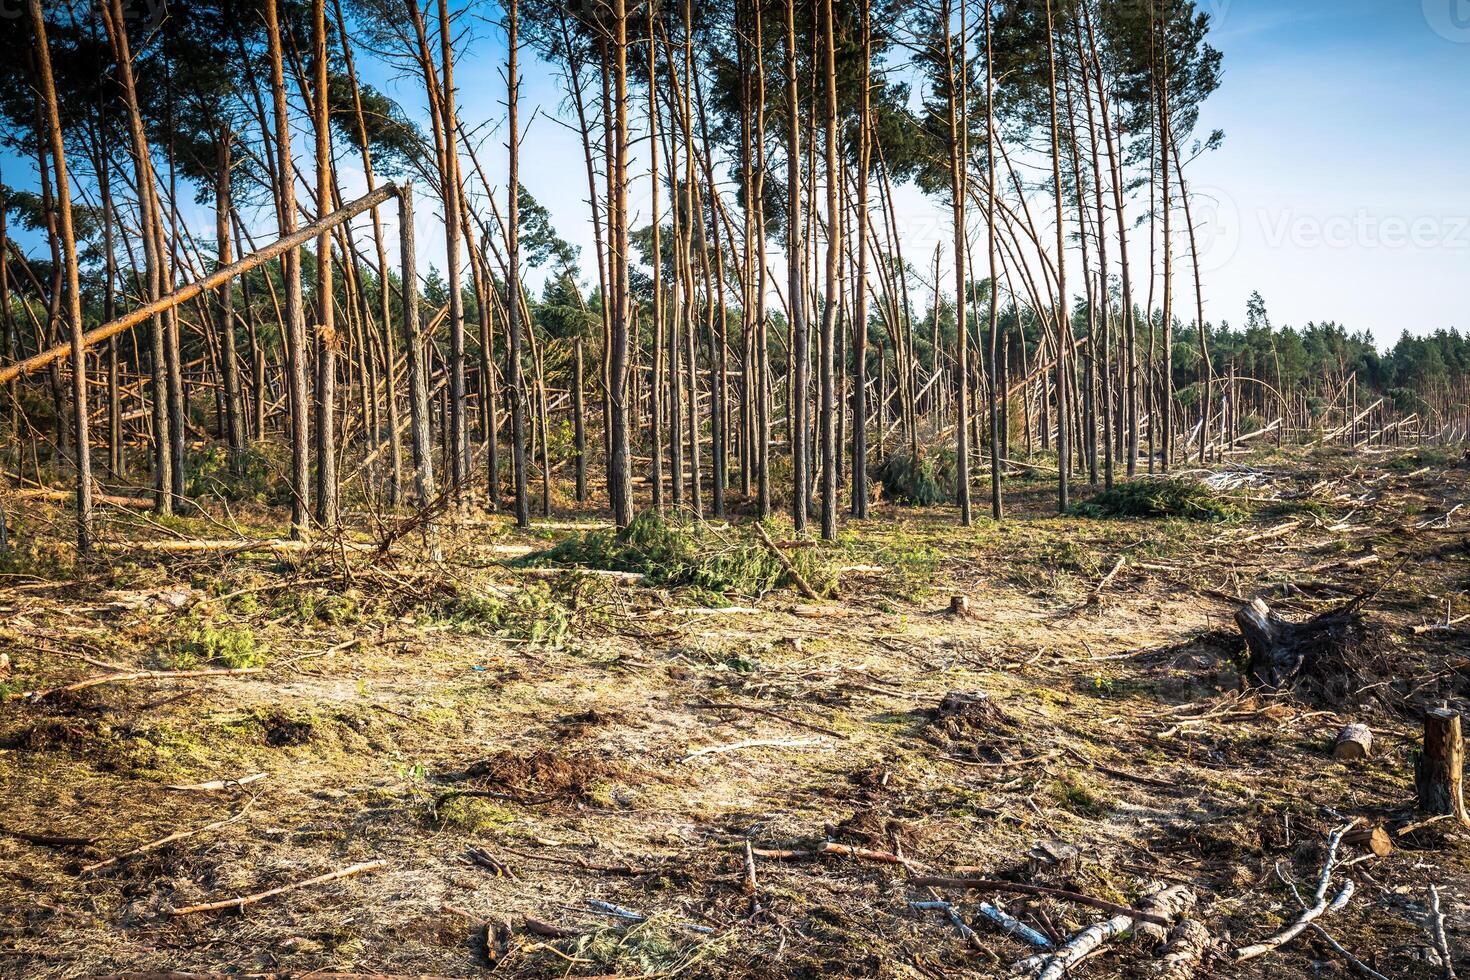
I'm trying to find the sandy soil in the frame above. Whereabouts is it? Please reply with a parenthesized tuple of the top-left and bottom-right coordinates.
(1, 445, 1466, 978)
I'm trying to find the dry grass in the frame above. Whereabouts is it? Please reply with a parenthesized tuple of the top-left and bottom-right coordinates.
(0, 446, 1466, 978)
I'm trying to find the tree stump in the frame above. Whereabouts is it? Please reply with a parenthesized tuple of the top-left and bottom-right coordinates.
(1415, 708, 1469, 825)
(1233, 596, 1379, 696)
(949, 595, 972, 618)
(1333, 723, 1373, 761)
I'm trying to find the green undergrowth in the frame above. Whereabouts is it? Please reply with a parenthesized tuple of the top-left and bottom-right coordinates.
(426, 576, 605, 648)
(1069, 477, 1243, 521)
(170, 619, 263, 669)
(517, 512, 835, 601)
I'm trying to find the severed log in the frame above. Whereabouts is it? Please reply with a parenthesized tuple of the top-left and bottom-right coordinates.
(1342, 825, 1393, 858)
(1416, 709, 1470, 826)
(1135, 885, 1197, 944)
(949, 594, 973, 617)
(1334, 723, 1373, 761)
(0, 183, 399, 386)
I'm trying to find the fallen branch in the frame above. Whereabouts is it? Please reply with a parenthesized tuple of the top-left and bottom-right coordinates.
(911, 876, 1171, 928)
(820, 840, 923, 868)
(11, 667, 261, 702)
(974, 902, 1054, 949)
(169, 858, 387, 915)
(753, 522, 820, 600)
(1427, 884, 1456, 980)
(1232, 822, 1358, 962)
(691, 700, 846, 738)
(165, 773, 268, 792)
(1025, 886, 1193, 980)
(1308, 925, 1392, 980)
(1084, 557, 1126, 606)
(680, 737, 824, 763)
(82, 798, 256, 874)
(1035, 913, 1131, 980)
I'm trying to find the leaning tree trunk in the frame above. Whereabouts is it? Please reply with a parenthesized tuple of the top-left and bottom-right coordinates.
(506, 0, 530, 529)
(264, 0, 310, 536)
(28, 0, 93, 553)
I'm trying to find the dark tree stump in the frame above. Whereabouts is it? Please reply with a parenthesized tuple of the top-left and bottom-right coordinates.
(1234, 596, 1382, 698)
(1415, 708, 1469, 825)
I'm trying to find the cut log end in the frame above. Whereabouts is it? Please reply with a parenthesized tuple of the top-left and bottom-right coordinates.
(1334, 723, 1373, 761)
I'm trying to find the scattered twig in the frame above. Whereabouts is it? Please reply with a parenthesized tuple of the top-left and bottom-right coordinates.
(1428, 884, 1456, 980)
(680, 737, 824, 763)
(1308, 925, 1392, 980)
(691, 700, 846, 739)
(910, 901, 984, 950)
(82, 797, 257, 874)
(583, 899, 714, 935)
(169, 858, 387, 915)
(496, 844, 645, 876)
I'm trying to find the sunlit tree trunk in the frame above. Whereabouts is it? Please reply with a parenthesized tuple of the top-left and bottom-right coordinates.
(506, 0, 530, 528)
(28, 0, 92, 553)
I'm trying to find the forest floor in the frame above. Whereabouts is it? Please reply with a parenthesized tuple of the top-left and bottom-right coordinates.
(1, 444, 1467, 979)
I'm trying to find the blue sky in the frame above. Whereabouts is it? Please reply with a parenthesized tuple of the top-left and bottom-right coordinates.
(8, 0, 1468, 347)
(419, 0, 1470, 346)
(1171, 0, 1470, 341)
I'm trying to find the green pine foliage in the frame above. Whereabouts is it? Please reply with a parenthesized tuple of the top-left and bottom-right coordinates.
(874, 449, 956, 506)
(1070, 477, 1242, 521)
(518, 512, 833, 601)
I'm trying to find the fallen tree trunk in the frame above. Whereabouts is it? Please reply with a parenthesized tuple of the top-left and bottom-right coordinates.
(0, 184, 400, 385)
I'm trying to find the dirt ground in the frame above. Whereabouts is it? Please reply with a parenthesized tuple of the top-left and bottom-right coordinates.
(1, 445, 1466, 979)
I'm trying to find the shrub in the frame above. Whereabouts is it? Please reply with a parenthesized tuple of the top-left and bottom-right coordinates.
(520, 512, 832, 600)
(1070, 477, 1242, 521)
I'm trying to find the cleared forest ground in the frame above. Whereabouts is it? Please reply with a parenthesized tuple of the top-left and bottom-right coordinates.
(1, 445, 1466, 979)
